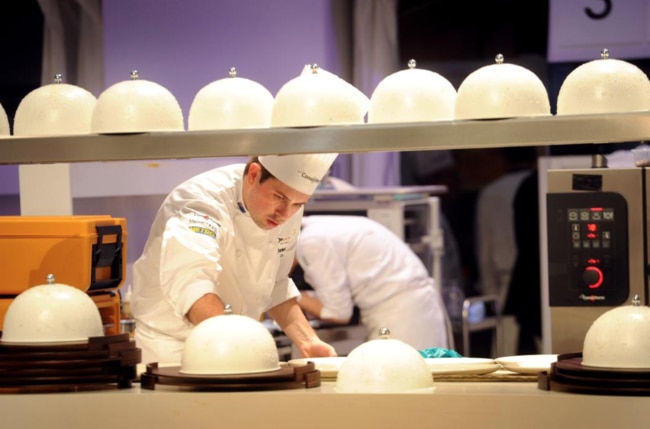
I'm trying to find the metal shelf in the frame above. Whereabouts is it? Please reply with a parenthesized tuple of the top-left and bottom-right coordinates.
(1, 112, 650, 165)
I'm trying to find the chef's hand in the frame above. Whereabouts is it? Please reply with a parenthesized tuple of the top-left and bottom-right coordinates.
(267, 298, 337, 358)
(299, 338, 338, 358)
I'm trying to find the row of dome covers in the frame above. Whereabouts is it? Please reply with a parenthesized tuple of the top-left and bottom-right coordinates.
(1, 49, 649, 137)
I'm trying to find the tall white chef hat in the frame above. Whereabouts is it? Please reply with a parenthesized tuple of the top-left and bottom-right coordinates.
(258, 153, 338, 195)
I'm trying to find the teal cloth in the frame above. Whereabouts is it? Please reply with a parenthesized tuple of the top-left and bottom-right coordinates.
(418, 347, 463, 358)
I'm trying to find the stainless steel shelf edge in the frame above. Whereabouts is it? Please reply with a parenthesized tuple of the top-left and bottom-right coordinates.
(1, 112, 649, 164)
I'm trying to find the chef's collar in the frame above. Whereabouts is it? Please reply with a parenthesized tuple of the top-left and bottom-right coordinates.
(236, 177, 249, 215)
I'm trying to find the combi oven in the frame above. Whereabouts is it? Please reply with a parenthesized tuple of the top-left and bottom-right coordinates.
(546, 166, 649, 354)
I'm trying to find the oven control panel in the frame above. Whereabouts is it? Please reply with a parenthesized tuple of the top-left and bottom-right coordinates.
(547, 192, 629, 306)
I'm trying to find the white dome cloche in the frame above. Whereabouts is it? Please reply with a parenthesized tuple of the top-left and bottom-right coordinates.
(13, 74, 97, 137)
(455, 54, 551, 120)
(188, 67, 274, 131)
(582, 294, 650, 369)
(1, 274, 104, 344)
(557, 49, 650, 115)
(336, 328, 435, 393)
(368, 59, 456, 123)
(91, 70, 184, 133)
(180, 306, 280, 374)
(272, 64, 369, 127)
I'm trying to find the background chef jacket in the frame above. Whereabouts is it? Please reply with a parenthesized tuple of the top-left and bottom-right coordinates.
(131, 163, 301, 364)
(297, 215, 449, 350)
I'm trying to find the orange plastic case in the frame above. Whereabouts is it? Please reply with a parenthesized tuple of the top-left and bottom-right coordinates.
(0, 299, 11, 332)
(91, 292, 123, 336)
(0, 215, 127, 294)
(0, 215, 127, 335)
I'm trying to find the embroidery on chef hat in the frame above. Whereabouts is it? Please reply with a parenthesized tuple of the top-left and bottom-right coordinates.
(187, 212, 221, 240)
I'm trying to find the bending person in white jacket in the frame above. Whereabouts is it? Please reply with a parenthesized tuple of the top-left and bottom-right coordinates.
(294, 215, 449, 350)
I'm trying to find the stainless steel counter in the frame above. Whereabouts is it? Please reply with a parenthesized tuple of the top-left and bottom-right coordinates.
(0, 381, 644, 429)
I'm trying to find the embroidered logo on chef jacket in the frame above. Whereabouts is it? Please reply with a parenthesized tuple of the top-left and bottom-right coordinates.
(277, 235, 292, 257)
(187, 213, 220, 240)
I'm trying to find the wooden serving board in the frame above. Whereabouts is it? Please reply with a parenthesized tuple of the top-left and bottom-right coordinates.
(141, 362, 321, 391)
(434, 371, 537, 383)
(0, 333, 140, 392)
(538, 352, 650, 396)
(0, 383, 123, 394)
(0, 358, 123, 374)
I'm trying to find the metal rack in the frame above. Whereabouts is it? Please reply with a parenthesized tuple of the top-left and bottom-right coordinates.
(459, 294, 502, 357)
(0, 112, 649, 165)
(3, 112, 649, 356)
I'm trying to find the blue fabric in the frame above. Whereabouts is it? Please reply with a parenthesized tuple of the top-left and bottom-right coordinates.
(419, 347, 463, 358)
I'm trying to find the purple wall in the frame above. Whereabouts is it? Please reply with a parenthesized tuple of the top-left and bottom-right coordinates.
(103, 0, 340, 128)
(86, 0, 344, 269)
(0, 1, 342, 198)
(0, 165, 18, 196)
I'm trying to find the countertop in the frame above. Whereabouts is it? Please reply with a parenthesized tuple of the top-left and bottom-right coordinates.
(1, 380, 645, 429)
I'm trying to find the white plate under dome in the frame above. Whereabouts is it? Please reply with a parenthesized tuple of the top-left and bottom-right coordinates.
(288, 356, 501, 377)
(425, 357, 500, 375)
(496, 354, 558, 375)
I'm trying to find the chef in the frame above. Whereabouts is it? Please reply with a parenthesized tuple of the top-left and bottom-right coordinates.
(131, 153, 339, 364)
(294, 215, 450, 350)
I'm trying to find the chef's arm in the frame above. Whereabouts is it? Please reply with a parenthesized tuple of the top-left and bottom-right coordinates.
(186, 293, 226, 325)
(298, 291, 351, 325)
(269, 298, 338, 358)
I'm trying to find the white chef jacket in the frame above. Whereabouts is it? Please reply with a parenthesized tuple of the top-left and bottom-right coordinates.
(132, 163, 301, 364)
(297, 215, 449, 350)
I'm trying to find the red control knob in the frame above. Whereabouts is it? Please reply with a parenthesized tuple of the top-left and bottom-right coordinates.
(583, 266, 604, 289)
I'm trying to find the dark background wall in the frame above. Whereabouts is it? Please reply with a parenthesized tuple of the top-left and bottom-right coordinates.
(397, 0, 650, 293)
(0, 1, 43, 132)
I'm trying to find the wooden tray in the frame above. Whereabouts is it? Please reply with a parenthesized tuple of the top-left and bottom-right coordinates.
(538, 352, 650, 396)
(0, 333, 132, 350)
(141, 361, 321, 391)
(0, 333, 140, 392)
